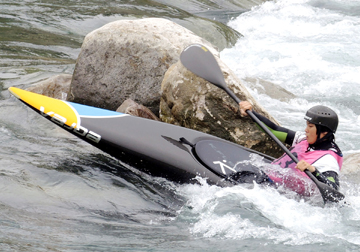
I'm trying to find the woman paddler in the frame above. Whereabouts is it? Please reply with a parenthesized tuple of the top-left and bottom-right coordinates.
(239, 101, 343, 195)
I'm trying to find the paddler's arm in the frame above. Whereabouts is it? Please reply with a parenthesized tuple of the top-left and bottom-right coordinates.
(239, 101, 296, 145)
(313, 170, 340, 190)
(295, 160, 340, 190)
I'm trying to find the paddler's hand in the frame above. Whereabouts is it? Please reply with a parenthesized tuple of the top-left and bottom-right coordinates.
(239, 101, 253, 117)
(295, 160, 316, 173)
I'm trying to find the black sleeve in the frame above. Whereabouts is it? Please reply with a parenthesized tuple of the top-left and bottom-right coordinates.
(252, 111, 296, 146)
(311, 169, 340, 190)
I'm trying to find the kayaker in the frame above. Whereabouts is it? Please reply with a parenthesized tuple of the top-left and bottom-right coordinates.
(239, 101, 343, 193)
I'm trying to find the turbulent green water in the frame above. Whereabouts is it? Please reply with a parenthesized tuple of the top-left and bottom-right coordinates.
(0, 0, 249, 100)
(1, 0, 360, 251)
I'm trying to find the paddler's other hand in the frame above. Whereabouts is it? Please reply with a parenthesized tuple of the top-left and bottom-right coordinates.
(295, 160, 316, 173)
(239, 101, 253, 117)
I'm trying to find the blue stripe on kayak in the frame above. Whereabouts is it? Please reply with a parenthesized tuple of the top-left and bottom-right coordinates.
(66, 102, 126, 118)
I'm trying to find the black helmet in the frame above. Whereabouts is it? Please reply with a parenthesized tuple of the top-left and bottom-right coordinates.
(304, 105, 338, 133)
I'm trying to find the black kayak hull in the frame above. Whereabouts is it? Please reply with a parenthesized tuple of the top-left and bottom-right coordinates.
(9, 87, 274, 187)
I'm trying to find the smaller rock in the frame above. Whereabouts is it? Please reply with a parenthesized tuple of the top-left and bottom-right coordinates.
(243, 77, 296, 102)
(26, 74, 72, 100)
(117, 99, 160, 121)
(342, 153, 360, 175)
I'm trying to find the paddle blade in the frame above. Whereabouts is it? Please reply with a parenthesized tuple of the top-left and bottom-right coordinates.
(305, 170, 345, 203)
(322, 188, 345, 203)
(180, 44, 227, 88)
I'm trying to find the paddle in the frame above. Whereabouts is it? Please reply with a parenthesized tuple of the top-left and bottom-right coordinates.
(180, 44, 345, 203)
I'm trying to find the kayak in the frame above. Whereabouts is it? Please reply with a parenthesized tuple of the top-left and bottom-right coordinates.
(8, 87, 274, 187)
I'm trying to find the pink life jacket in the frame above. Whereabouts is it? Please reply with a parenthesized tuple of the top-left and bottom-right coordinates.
(267, 140, 343, 195)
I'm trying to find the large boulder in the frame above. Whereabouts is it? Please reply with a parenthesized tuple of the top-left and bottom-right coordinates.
(68, 18, 217, 116)
(160, 58, 284, 157)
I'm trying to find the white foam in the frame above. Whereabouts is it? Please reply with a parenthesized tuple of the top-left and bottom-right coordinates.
(177, 178, 353, 244)
(221, 0, 360, 152)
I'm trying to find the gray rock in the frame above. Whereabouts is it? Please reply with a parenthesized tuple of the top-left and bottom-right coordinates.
(341, 153, 360, 184)
(26, 74, 72, 100)
(116, 99, 160, 121)
(68, 18, 217, 116)
(243, 77, 296, 101)
(160, 58, 284, 157)
(343, 153, 360, 174)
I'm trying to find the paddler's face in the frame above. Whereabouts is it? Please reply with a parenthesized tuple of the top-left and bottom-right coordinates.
(305, 121, 318, 144)
(305, 121, 327, 144)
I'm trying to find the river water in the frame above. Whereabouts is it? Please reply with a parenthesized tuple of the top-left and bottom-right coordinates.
(1, 0, 360, 251)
